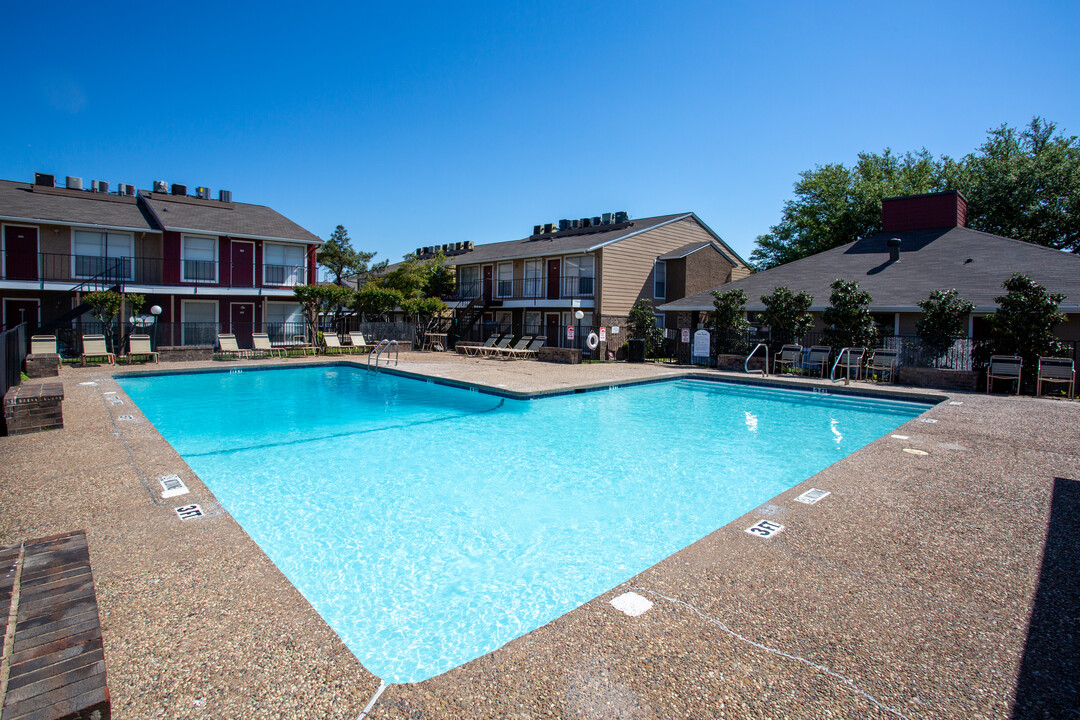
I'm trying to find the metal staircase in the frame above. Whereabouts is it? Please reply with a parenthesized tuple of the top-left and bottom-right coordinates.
(38, 261, 126, 335)
(452, 295, 501, 340)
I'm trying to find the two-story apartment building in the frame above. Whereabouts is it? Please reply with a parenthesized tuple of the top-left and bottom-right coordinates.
(0, 173, 320, 351)
(432, 211, 749, 354)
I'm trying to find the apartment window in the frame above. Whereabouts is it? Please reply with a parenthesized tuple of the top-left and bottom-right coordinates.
(263, 242, 305, 286)
(654, 260, 667, 299)
(524, 258, 543, 298)
(525, 310, 541, 335)
(497, 262, 514, 298)
(564, 255, 595, 297)
(181, 299, 217, 345)
(182, 235, 217, 282)
(495, 310, 512, 333)
(266, 301, 303, 344)
(654, 313, 665, 329)
(73, 230, 133, 279)
(460, 266, 481, 298)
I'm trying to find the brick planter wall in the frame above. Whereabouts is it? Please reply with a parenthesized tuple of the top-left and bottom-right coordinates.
(158, 345, 214, 362)
(25, 353, 60, 378)
(897, 367, 978, 392)
(716, 353, 766, 373)
(4, 382, 64, 436)
(538, 347, 582, 364)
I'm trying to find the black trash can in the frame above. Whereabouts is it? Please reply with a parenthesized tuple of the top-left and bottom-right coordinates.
(627, 338, 646, 363)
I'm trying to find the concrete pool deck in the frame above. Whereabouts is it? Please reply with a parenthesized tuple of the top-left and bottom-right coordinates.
(1, 352, 1077, 719)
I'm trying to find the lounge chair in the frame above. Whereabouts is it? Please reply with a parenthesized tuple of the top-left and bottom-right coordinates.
(805, 345, 832, 378)
(509, 336, 545, 359)
(30, 335, 57, 355)
(478, 335, 513, 357)
(217, 333, 252, 359)
(833, 347, 866, 381)
(126, 334, 159, 363)
(322, 332, 350, 354)
(495, 335, 532, 359)
(773, 344, 802, 375)
(465, 334, 500, 356)
(348, 332, 369, 352)
(986, 355, 1022, 395)
(1036, 357, 1074, 398)
(867, 348, 899, 383)
(80, 334, 115, 366)
(253, 333, 285, 358)
(290, 335, 316, 356)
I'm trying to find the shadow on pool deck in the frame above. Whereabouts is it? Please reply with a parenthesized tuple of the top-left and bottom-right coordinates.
(1011, 476, 1080, 719)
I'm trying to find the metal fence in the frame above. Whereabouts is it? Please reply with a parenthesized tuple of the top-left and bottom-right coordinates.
(1, 323, 27, 398)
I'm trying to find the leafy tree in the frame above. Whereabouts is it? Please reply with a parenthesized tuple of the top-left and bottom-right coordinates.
(758, 286, 814, 346)
(750, 117, 1080, 268)
(916, 289, 975, 366)
(293, 284, 353, 340)
(822, 279, 878, 349)
(317, 225, 385, 286)
(627, 298, 665, 358)
(751, 149, 944, 269)
(983, 274, 1068, 388)
(84, 290, 144, 352)
(381, 252, 453, 300)
(350, 285, 404, 321)
(709, 288, 750, 354)
(955, 118, 1080, 252)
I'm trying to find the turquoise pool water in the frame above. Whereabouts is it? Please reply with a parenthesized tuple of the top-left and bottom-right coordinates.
(117, 366, 926, 683)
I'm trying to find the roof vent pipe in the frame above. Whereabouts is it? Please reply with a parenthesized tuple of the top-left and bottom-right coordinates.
(887, 237, 902, 262)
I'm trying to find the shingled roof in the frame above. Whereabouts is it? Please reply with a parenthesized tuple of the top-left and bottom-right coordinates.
(139, 191, 322, 244)
(0, 180, 158, 232)
(659, 227, 1080, 313)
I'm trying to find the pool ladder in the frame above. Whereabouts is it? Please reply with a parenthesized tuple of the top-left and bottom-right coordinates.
(745, 343, 769, 375)
(368, 339, 399, 369)
(829, 347, 860, 385)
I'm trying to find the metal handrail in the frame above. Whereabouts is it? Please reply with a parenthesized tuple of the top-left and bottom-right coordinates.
(745, 343, 769, 375)
(368, 339, 399, 369)
(830, 347, 860, 385)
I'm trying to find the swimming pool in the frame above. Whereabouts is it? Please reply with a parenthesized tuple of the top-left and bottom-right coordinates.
(117, 366, 927, 683)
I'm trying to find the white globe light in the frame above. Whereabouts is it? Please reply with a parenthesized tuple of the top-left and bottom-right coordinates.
(575, 310, 584, 320)
(150, 305, 163, 316)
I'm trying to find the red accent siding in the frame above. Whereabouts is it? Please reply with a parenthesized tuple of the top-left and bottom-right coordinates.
(255, 241, 263, 286)
(163, 231, 182, 284)
(218, 236, 230, 287)
(308, 245, 317, 285)
(881, 191, 968, 232)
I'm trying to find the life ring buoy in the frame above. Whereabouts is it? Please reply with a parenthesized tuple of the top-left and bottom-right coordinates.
(585, 332, 600, 350)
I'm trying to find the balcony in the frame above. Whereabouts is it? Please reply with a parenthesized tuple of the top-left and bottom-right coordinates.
(445, 276, 595, 303)
(2, 253, 307, 290)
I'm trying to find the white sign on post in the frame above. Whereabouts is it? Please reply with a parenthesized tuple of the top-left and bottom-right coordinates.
(599, 327, 607, 341)
(566, 326, 575, 340)
(692, 329, 711, 362)
(611, 326, 620, 335)
(681, 328, 690, 343)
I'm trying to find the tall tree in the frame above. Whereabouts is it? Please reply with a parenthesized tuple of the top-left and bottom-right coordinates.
(758, 286, 814, 346)
(821, 280, 878, 350)
(317, 225, 384, 286)
(751, 149, 944, 269)
(955, 118, 1080, 252)
(750, 117, 1080, 268)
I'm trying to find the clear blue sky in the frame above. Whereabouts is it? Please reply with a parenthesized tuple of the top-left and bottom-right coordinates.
(4, 1, 1077, 265)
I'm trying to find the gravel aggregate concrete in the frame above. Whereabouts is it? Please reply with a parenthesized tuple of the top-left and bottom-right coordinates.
(1, 351, 1076, 719)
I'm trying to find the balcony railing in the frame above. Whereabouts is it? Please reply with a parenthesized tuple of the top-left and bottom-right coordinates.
(4, 253, 307, 289)
(446, 276, 595, 303)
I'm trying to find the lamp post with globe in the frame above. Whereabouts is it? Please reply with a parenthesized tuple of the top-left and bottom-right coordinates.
(150, 305, 162, 348)
(574, 309, 584, 354)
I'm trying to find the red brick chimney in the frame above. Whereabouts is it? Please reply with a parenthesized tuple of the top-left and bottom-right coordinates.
(881, 190, 967, 232)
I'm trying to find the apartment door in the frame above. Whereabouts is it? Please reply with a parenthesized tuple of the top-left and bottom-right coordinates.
(3, 226, 38, 281)
(545, 313, 561, 349)
(482, 265, 493, 302)
(231, 240, 255, 287)
(547, 259, 560, 299)
(230, 303, 255, 347)
(3, 298, 39, 332)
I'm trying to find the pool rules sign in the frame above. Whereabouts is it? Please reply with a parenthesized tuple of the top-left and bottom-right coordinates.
(692, 329, 711, 364)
